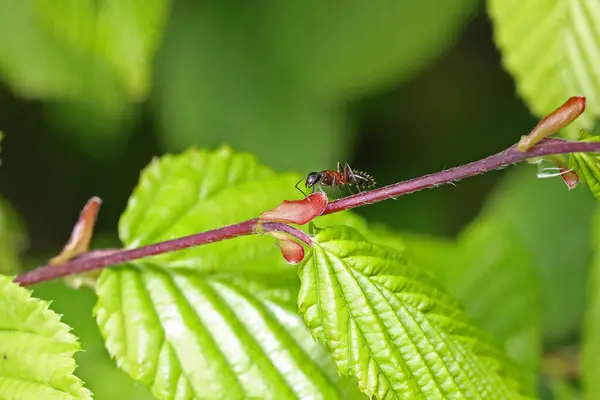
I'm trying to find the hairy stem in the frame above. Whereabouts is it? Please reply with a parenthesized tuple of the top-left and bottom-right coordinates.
(15, 138, 600, 286)
(324, 138, 600, 214)
(15, 220, 310, 286)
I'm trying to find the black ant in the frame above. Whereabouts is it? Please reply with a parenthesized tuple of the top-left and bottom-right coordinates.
(295, 162, 376, 197)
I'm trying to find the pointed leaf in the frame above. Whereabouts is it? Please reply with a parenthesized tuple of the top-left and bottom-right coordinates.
(97, 147, 366, 399)
(0, 275, 91, 399)
(298, 225, 531, 399)
(488, 0, 600, 136)
(31, 0, 171, 99)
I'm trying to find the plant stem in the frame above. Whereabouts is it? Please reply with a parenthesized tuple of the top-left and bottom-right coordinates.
(15, 220, 310, 286)
(14, 138, 600, 286)
(323, 138, 600, 214)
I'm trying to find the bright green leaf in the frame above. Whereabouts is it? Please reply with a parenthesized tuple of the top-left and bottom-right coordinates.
(96, 147, 365, 399)
(96, 262, 362, 400)
(0, 275, 91, 399)
(482, 166, 596, 345)
(31, 279, 154, 400)
(570, 134, 600, 200)
(488, 0, 600, 137)
(31, 0, 171, 99)
(572, 151, 600, 199)
(298, 225, 531, 399)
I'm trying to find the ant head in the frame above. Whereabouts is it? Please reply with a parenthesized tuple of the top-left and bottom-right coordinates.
(305, 172, 321, 188)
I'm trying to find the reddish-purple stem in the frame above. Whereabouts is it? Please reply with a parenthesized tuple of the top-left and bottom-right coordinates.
(15, 220, 311, 286)
(14, 138, 600, 286)
(324, 138, 600, 214)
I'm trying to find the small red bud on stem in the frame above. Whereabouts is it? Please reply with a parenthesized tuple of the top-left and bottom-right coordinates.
(260, 193, 328, 225)
(518, 96, 586, 152)
(267, 231, 305, 265)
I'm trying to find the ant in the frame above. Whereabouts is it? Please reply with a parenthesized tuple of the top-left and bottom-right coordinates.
(295, 162, 376, 197)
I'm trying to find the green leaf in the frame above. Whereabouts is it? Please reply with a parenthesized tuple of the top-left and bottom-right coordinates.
(30, 0, 171, 99)
(488, 0, 600, 137)
(402, 214, 541, 381)
(153, 1, 476, 170)
(0, 194, 28, 275)
(0, 275, 91, 399)
(582, 206, 600, 397)
(298, 225, 531, 399)
(482, 166, 596, 345)
(96, 147, 365, 399)
(455, 217, 541, 377)
(31, 278, 154, 400)
(570, 134, 600, 200)
(0, 0, 124, 105)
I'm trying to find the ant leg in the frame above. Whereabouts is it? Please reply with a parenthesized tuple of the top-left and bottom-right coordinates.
(315, 184, 326, 195)
(344, 162, 357, 184)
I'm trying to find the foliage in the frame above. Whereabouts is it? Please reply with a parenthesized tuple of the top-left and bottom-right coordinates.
(403, 211, 541, 379)
(299, 224, 530, 399)
(2, 0, 600, 399)
(488, 0, 600, 138)
(0, 274, 91, 399)
(95, 148, 365, 399)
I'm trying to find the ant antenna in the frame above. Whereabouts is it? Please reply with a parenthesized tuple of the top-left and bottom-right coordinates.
(295, 178, 308, 197)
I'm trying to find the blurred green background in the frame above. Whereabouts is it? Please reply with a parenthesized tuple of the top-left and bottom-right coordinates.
(0, 0, 594, 398)
(0, 0, 539, 252)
